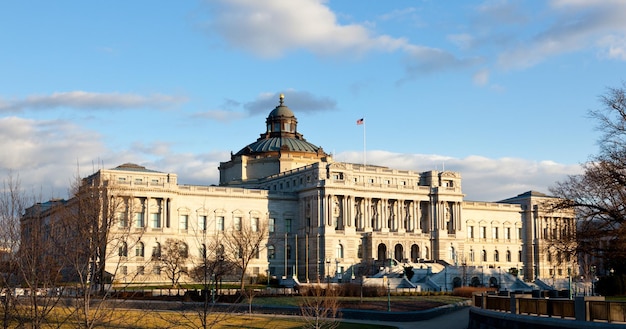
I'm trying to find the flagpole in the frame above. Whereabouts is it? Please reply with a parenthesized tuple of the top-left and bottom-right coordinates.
(363, 118, 366, 166)
(357, 117, 366, 166)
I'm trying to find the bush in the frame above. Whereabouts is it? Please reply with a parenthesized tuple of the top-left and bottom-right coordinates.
(452, 286, 497, 298)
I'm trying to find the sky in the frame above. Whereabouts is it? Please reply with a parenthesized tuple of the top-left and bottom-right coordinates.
(1, 0, 625, 202)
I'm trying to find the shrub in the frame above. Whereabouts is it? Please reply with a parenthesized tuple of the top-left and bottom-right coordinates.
(452, 286, 497, 298)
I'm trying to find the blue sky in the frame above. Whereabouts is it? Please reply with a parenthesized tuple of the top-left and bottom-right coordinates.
(1, 0, 625, 201)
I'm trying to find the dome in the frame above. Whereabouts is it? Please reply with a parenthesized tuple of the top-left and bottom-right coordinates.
(236, 137, 321, 155)
(268, 95, 295, 118)
(234, 94, 326, 157)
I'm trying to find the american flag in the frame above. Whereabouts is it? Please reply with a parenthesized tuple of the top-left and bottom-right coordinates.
(356, 118, 364, 125)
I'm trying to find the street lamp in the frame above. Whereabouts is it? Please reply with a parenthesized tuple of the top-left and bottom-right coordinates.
(568, 267, 572, 299)
(590, 265, 596, 296)
(387, 251, 391, 312)
(325, 259, 331, 283)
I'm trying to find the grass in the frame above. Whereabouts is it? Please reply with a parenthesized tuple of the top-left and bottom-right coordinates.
(2, 307, 394, 329)
(249, 294, 467, 308)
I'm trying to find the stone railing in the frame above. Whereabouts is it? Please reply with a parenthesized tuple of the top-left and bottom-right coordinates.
(472, 292, 626, 324)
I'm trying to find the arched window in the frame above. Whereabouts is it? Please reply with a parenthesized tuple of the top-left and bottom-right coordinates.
(135, 242, 144, 257)
(482, 250, 487, 262)
(336, 244, 344, 259)
(152, 242, 161, 260)
(179, 242, 188, 258)
(119, 242, 128, 257)
(494, 250, 499, 262)
(506, 250, 511, 262)
(411, 244, 420, 262)
(199, 244, 207, 259)
(268, 245, 275, 259)
(377, 244, 387, 261)
(394, 244, 404, 262)
(469, 249, 475, 262)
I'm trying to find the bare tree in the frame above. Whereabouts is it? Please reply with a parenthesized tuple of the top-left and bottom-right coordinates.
(51, 173, 143, 329)
(160, 238, 189, 289)
(299, 284, 341, 329)
(221, 216, 269, 292)
(18, 198, 66, 328)
(0, 173, 29, 328)
(550, 82, 626, 276)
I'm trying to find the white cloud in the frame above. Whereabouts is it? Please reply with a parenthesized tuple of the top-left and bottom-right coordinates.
(244, 90, 337, 115)
(473, 69, 490, 86)
(0, 91, 187, 113)
(192, 109, 247, 122)
(206, 0, 473, 79)
(597, 34, 626, 60)
(207, 0, 409, 58)
(497, 0, 626, 69)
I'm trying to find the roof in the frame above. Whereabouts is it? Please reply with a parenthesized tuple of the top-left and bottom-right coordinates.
(110, 163, 162, 173)
(236, 137, 321, 155)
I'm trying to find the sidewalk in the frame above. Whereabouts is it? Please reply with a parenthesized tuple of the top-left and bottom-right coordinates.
(339, 307, 469, 329)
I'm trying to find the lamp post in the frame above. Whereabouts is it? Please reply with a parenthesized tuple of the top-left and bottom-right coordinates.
(387, 251, 391, 312)
(326, 259, 331, 284)
(568, 267, 572, 299)
(590, 265, 596, 296)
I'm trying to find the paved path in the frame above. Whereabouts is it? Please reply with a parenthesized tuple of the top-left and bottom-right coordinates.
(339, 307, 470, 329)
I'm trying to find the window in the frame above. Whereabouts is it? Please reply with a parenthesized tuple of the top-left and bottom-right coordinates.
(135, 178, 143, 183)
(234, 217, 242, 231)
(336, 244, 344, 259)
(151, 179, 159, 184)
(135, 212, 144, 228)
(118, 212, 127, 228)
(505, 227, 511, 240)
(519, 250, 522, 262)
(253, 247, 259, 259)
(179, 243, 189, 258)
(120, 266, 127, 275)
(180, 215, 188, 230)
(269, 218, 275, 232)
(119, 242, 128, 257)
(286, 245, 291, 259)
(285, 219, 292, 233)
(482, 250, 487, 262)
(152, 243, 161, 260)
(137, 266, 144, 275)
(492, 227, 499, 240)
(468, 226, 474, 239)
(151, 213, 160, 228)
(251, 217, 259, 232)
(199, 244, 207, 259)
(518, 228, 523, 240)
(135, 242, 144, 257)
(506, 250, 511, 262)
(469, 250, 475, 262)
(152, 265, 161, 275)
(199, 215, 207, 231)
(494, 250, 499, 262)
(480, 226, 486, 239)
(217, 216, 224, 231)
(268, 245, 275, 259)
(118, 177, 126, 182)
